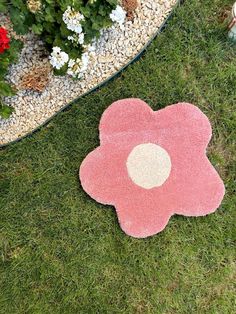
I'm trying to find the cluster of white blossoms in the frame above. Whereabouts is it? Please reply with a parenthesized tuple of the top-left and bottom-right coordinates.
(50, 4, 127, 77)
(49, 46, 91, 78)
(109, 5, 126, 27)
(67, 52, 90, 78)
(49, 47, 69, 70)
(68, 33, 85, 45)
(62, 6, 85, 34)
(49, 6, 88, 75)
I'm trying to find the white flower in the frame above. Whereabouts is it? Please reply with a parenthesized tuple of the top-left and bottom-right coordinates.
(67, 58, 82, 77)
(67, 58, 78, 76)
(68, 33, 84, 45)
(81, 52, 89, 71)
(67, 52, 90, 78)
(78, 33, 84, 45)
(49, 47, 69, 70)
(63, 6, 85, 34)
(88, 44, 96, 52)
(68, 59, 76, 67)
(83, 39, 97, 53)
(68, 35, 75, 42)
(109, 5, 126, 26)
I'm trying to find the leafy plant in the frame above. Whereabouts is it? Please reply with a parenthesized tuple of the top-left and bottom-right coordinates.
(1, 0, 118, 76)
(0, 26, 23, 119)
(0, 0, 119, 118)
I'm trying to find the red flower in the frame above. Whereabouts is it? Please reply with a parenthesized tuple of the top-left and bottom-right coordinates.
(0, 27, 10, 54)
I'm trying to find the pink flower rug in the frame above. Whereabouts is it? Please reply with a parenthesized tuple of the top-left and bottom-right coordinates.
(79, 99, 225, 238)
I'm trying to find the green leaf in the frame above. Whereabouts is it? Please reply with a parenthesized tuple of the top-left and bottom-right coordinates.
(45, 6, 56, 23)
(92, 22, 100, 30)
(7, 39, 24, 63)
(0, 0, 7, 12)
(11, 0, 25, 10)
(9, 7, 29, 34)
(0, 102, 14, 119)
(80, 6, 91, 18)
(0, 81, 15, 97)
(60, 23, 71, 38)
(53, 64, 68, 76)
(105, 0, 117, 6)
(32, 24, 43, 35)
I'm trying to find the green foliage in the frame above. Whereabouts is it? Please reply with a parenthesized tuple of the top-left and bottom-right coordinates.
(4, 0, 34, 34)
(0, 101, 14, 118)
(0, 81, 15, 96)
(0, 0, 118, 118)
(0, 37, 23, 119)
(1, 0, 118, 75)
(0, 0, 7, 12)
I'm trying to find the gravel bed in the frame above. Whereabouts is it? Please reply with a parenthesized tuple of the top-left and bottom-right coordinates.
(0, 0, 177, 146)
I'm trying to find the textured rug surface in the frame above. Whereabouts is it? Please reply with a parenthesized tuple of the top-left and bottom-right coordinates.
(79, 99, 225, 238)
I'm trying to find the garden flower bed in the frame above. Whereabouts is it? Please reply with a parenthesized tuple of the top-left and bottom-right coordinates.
(0, 0, 177, 146)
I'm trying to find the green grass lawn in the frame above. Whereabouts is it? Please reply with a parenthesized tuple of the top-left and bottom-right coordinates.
(0, 0, 235, 313)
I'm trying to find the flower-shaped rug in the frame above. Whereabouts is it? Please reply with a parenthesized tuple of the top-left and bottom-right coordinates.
(79, 99, 225, 238)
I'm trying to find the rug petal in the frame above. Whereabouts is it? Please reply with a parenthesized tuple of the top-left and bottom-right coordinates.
(99, 98, 154, 144)
(80, 144, 133, 205)
(116, 198, 172, 238)
(154, 103, 212, 148)
(172, 154, 225, 217)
